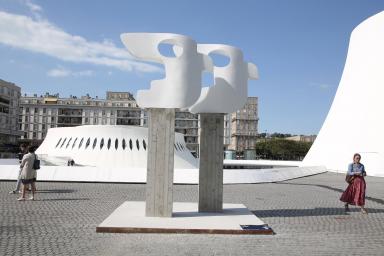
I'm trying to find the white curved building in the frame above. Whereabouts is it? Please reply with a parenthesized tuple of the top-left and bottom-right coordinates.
(303, 11, 384, 177)
(36, 125, 198, 169)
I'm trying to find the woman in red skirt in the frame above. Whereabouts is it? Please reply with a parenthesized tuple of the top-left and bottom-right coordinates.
(340, 153, 367, 214)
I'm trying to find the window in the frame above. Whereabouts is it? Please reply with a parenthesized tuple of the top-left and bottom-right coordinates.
(43, 108, 46, 114)
(66, 138, 72, 148)
(129, 139, 133, 150)
(85, 138, 91, 149)
(55, 138, 62, 148)
(136, 139, 140, 150)
(78, 138, 84, 149)
(107, 138, 111, 149)
(122, 139, 126, 150)
(92, 138, 97, 149)
(100, 138, 104, 149)
(115, 139, 118, 150)
(61, 138, 67, 148)
(143, 140, 147, 150)
(72, 138, 78, 149)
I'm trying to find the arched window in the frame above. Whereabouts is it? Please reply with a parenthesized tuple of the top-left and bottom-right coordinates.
(100, 138, 104, 149)
(107, 138, 111, 149)
(122, 139, 126, 150)
(115, 139, 118, 150)
(55, 138, 62, 148)
(92, 138, 97, 149)
(60, 138, 67, 148)
(129, 139, 133, 150)
(143, 140, 147, 150)
(85, 138, 91, 149)
(78, 138, 84, 149)
(136, 139, 140, 150)
(66, 138, 72, 148)
(72, 138, 78, 149)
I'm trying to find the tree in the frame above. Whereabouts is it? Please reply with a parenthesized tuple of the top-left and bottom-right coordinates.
(256, 139, 312, 160)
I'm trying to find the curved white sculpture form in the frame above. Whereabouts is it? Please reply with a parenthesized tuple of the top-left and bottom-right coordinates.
(303, 11, 384, 177)
(188, 44, 258, 114)
(35, 125, 198, 169)
(120, 33, 212, 108)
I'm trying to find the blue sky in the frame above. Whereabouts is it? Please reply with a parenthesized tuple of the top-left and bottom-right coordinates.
(0, 0, 383, 135)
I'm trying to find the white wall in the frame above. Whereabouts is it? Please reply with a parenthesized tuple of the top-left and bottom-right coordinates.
(303, 11, 384, 177)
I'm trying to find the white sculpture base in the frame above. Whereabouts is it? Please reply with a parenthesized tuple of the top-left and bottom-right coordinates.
(96, 201, 273, 235)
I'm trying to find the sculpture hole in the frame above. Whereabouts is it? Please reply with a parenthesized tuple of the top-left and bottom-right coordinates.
(209, 53, 230, 67)
(202, 71, 214, 87)
(158, 43, 183, 58)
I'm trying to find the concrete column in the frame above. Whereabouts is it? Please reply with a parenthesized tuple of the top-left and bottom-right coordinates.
(146, 108, 175, 217)
(198, 113, 224, 212)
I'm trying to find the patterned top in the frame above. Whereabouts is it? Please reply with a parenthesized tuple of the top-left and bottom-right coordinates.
(347, 163, 365, 176)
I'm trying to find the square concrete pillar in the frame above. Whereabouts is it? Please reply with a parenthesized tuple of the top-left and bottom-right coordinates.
(146, 108, 175, 217)
(198, 113, 224, 212)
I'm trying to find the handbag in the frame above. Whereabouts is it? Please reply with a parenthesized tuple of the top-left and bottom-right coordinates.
(33, 154, 40, 170)
(345, 174, 354, 184)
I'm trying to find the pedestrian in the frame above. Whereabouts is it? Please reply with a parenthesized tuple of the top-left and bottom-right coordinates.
(9, 144, 27, 194)
(18, 146, 38, 201)
(340, 153, 368, 214)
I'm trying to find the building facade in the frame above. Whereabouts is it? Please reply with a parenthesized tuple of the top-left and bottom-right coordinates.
(19, 92, 141, 142)
(226, 97, 259, 153)
(19, 91, 200, 156)
(0, 79, 22, 157)
(285, 135, 316, 143)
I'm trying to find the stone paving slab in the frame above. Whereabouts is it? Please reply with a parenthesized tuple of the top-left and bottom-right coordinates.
(1, 172, 384, 255)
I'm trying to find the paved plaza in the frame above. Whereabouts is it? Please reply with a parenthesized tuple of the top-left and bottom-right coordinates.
(1, 172, 384, 255)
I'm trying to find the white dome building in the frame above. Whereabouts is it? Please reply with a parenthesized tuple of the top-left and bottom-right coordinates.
(36, 125, 198, 169)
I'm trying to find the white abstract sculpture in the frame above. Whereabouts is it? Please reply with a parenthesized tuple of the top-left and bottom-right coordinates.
(303, 11, 384, 177)
(189, 44, 258, 114)
(120, 33, 212, 108)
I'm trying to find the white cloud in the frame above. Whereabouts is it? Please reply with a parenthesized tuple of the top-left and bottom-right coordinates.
(24, 0, 43, 13)
(47, 67, 94, 77)
(0, 10, 161, 73)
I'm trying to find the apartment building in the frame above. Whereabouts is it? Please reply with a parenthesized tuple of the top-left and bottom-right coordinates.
(226, 97, 259, 153)
(19, 91, 200, 156)
(19, 92, 141, 142)
(0, 79, 23, 157)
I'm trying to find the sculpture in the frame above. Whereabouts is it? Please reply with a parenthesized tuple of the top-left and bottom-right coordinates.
(120, 32, 258, 216)
(120, 33, 212, 108)
(189, 44, 258, 114)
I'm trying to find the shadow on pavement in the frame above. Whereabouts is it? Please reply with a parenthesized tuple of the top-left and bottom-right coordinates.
(33, 198, 89, 201)
(276, 182, 384, 205)
(36, 189, 77, 194)
(252, 207, 384, 217)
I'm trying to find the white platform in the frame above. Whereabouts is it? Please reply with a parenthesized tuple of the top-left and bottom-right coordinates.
(96, 202, 272, 235)
(0, 162, 326, 184)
